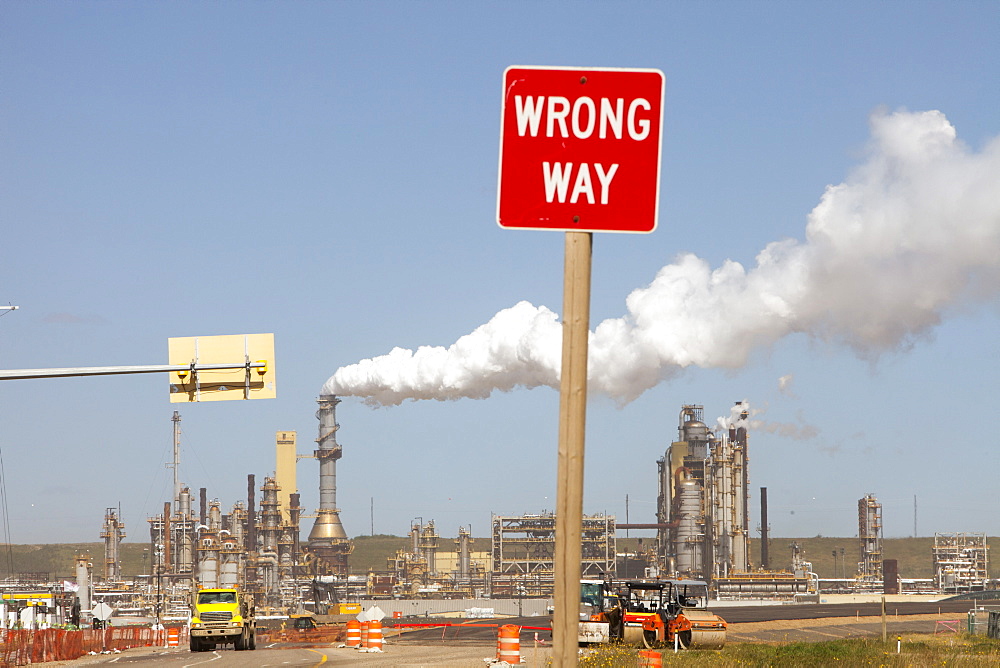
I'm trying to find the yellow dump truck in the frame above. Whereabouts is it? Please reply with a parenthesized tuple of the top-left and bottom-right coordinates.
(189, 588, 257, 652)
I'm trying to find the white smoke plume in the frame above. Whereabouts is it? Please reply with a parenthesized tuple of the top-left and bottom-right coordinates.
(714, 400, 753, 432)
(325, 110, 1000, 406)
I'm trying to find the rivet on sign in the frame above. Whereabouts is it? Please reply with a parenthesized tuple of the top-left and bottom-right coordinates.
(573, 216, 580, 223)
(580, 76, 587, 84)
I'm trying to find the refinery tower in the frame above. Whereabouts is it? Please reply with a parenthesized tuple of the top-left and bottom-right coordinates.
(305, 394, 353, 575)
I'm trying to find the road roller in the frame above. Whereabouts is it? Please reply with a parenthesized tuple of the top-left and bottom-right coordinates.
(619, 579, 726, 650)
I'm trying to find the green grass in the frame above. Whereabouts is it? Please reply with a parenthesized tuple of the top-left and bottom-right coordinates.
(577, 635, 1000, 667)
(349, 534, 411, 573)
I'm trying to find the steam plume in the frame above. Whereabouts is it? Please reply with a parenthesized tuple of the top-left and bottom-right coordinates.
(325, 110, 1000, 406)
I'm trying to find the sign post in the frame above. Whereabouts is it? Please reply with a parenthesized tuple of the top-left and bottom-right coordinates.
(497, 66, 664, 667)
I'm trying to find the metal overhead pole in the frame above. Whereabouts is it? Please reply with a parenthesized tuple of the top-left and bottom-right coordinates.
(0, 361, 266, 380)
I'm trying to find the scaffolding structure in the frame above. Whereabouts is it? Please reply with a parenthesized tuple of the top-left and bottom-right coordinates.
(933, 532, 989, 594)
(857, 494, 883, 582)
(490, 512, 615, 597)
(370, 520, 489, 598)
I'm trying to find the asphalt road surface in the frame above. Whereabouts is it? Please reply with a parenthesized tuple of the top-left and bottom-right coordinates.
(46, 602, 981, 666)
(715, 599, 980, 623)
(46, 643, 531, 667)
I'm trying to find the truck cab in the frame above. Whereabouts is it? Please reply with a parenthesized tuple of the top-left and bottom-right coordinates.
(189, 588, 256, 652)
(578, 579, 623, 644)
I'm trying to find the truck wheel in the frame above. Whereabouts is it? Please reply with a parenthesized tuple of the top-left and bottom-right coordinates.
(249, 629, 256, 650)
(189, 637, 200, 652)
(235, 631, 247, 651)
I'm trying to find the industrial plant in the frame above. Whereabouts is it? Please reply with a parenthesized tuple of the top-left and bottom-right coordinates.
(0, 398, 993, 629)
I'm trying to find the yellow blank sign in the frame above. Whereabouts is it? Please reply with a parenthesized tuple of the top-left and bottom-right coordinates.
(168, 333, 275, 402)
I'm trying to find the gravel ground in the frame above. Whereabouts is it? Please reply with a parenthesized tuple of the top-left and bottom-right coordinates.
(727, 612, 962, 643)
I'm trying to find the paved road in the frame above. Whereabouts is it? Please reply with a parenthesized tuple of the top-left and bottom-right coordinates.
(714, 600, 978, 623)
(388, 601, 979, 643)
(47, 602, 980, 665)
(49, 643, 529, 667)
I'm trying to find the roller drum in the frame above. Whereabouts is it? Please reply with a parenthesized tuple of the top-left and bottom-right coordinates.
(684, 629, 726, 650)
(622, 624, 646, 645)
(679, 609, 726, 650)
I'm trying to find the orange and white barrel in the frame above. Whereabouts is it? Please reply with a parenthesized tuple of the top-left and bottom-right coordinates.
(167, 627, 180, 647)
(367, 620, 383, 651)
(346, 619, 361, 647)
(392, 610, 402, 619)
(638, 649, 663, 667)
(359, 620, 370, 648)
(496, 624, 520, 664)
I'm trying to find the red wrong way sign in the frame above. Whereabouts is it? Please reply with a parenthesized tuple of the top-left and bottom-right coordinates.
(497, 66, 664, 233)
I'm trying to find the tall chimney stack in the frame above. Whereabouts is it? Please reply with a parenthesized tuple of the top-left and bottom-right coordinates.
(306, 395, 352, 575)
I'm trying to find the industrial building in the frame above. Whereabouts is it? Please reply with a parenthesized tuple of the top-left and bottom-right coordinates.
(933, 532, 989, 594)
(490, 513, 616, 598)
(3, 396, 996, 629)
(857, 493, 884, 589)
(368, 520, 491, 599)
(656, 403, 751, 579)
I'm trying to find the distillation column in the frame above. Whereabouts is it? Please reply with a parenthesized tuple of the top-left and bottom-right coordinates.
(420, 520, 440, 577)
(259, 477, 281, 603)
(75, 555, 92, 612)
(658, 403, 751, 580)
(196, 501, 223, 589)
(658, 406, 710, 578)
(306, 394, 352, 575)
(727, 403, 750, 574)
(175, 487, 194, 573)
(456, 527, 473, 582)
(101, 508, 126, 582)
(858, 494, 883, 582)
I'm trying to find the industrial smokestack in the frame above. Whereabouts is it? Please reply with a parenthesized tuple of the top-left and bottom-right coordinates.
(245, 474, 257, 585)
(308, 395, 348, 545)
(305, 396, 352, 576)
(760, 487, 769, 569)
(290, 492, 301, 576)
(200, 487, 207, 527)
(246, 474, 256, 553)
(324, 110, 1000, 407)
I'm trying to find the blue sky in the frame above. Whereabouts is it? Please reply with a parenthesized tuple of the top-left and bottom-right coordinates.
(2, 2, 999, 555)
